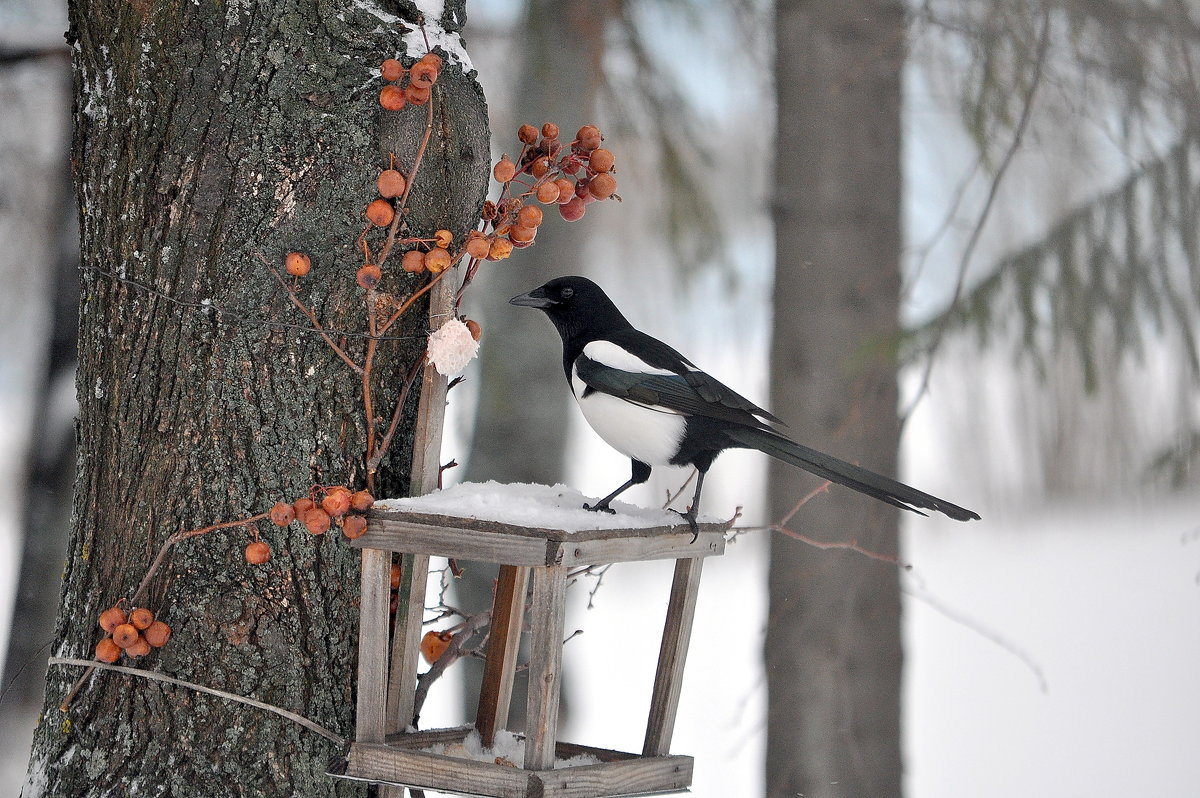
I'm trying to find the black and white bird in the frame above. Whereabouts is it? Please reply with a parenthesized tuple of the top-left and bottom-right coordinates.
(510, 275, 979, 534)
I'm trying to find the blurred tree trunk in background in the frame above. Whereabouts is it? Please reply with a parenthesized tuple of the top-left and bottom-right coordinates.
(457, 0, 608, 725)
(0, 40, 76, 793)
(20, 0, 488, 794)
(766, 2, 906, 797)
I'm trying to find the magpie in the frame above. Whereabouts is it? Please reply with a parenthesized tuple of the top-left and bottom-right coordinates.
(510, 275, 980, 535)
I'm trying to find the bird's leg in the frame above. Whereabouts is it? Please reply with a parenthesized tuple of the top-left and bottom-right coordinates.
(584, 460, 651, 514)
(673, 469, 707, 543)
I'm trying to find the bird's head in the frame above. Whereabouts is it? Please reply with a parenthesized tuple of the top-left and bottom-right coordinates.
(510, 276, 632, 341)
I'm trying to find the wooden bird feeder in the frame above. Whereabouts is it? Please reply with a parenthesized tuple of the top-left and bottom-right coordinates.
(328, 491, 727, 798)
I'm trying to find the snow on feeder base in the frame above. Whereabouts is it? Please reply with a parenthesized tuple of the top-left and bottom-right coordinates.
(330, 482, 728, 798)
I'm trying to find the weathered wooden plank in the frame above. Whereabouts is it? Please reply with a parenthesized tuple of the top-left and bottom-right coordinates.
(643, 556, 706, 757)
(355, 520, 552, 565)
(476, 564, 529, 747)
(356, 547, 393, 744)
(365, 507, 728, 543)
(531, 754, 694, 797)
(384, 725, 474, 748)
(386, 552, 430, 732)
(409, 273, 455, 497)
(344, 741, 693, 798)
(347, 741, 530, 798)
(557, 530, 725, 567)
(524, 564, 568, 771)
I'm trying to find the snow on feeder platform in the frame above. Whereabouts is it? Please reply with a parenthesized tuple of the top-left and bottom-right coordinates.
(330, 481, 728, 797)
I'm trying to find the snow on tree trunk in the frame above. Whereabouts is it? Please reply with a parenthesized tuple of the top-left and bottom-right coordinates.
(21, 0, 488, 795)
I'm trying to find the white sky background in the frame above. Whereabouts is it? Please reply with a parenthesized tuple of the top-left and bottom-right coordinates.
(3, 1, 1200, 796)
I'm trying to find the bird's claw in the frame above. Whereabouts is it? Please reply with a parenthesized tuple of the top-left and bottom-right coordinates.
(671, 508, 701, 543)
(582, 502, 616, 515)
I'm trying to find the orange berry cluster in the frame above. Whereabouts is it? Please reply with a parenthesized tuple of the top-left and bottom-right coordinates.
(249, 486, 376, 564)
(398, 228, 456, 276)
(491, 123, 617, 233)
(94, 604, 171, 663)
(378, 53, 443, 111)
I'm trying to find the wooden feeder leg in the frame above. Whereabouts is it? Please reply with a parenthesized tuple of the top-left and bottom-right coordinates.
(386, 552, 431, 732)
(523, 563, 568, 771)
(476, 564, 529, 747)
(356, 547, 394, 744)
(642, 556, 705, 757)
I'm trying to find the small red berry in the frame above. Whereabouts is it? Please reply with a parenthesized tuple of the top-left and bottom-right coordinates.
(322, 487, 352, 517)
(96, 637, 121, 663)
(487, 238, 513, 260)
(285, 251, 312, 277)
(99, 606, 127, 633)
(350, 490, 375, 512)
(380, 58, 405, 82)
(303, 507, 331, 535)
(342, 515, 368, 540)
(404, 83, 431, 105)
(402, 249, 427, 273)
(377, 169, 406, 199)
(366, 198, 395, 227)
(588, 148, 615, 173)
(270, 502, 296, 526)
(559, 196, 587, 222)
(129, 607, 154, 630)
(493, 156, 517, 184)
(144, 620, 172, 648)
(112, 624, 139, 649)
(425, 247, 452, 274)
(379, 84, 407, 111)
(245, 541, 271, 564)
(464, 233, 491, 259)
(588, 173, 617, 200)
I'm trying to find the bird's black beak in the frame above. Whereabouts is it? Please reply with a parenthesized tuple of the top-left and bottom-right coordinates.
(509, 287, 555, 309)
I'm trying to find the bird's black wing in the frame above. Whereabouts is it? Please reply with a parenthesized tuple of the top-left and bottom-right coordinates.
(597, 330, 786, 426)
(575, 352, 780, 432)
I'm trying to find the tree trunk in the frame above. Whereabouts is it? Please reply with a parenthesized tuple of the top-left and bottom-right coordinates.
(21, 1, 488, 795)
(766, 2, 906, 797)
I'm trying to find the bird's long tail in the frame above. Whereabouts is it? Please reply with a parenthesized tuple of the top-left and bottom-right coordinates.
(725, 426, 980, 522)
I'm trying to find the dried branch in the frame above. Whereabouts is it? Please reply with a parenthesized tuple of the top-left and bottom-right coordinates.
(51, 657, 347, 742)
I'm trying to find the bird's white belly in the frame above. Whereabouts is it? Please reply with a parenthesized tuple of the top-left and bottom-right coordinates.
(572, 374, 685, 466)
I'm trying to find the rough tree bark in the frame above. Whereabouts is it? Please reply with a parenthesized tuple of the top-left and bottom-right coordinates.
(766, 2, 906, 797)
(21, 1, 488, 795)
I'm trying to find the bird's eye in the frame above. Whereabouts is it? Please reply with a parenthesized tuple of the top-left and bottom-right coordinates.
(560, 287, 575, 299)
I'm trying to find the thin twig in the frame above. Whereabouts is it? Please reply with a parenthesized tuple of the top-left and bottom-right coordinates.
(131, 512, 271, 607)
(769, 524, 907, 567)
(50, 657, 347, 743)
(366, 355, 425, 475)
(662, 469, 697, 509)
(258, 254, 364, 375)
(379, 268, 451, 336)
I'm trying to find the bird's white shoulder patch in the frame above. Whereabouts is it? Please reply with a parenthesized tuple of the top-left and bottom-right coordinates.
(583, 340, 674, 375)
